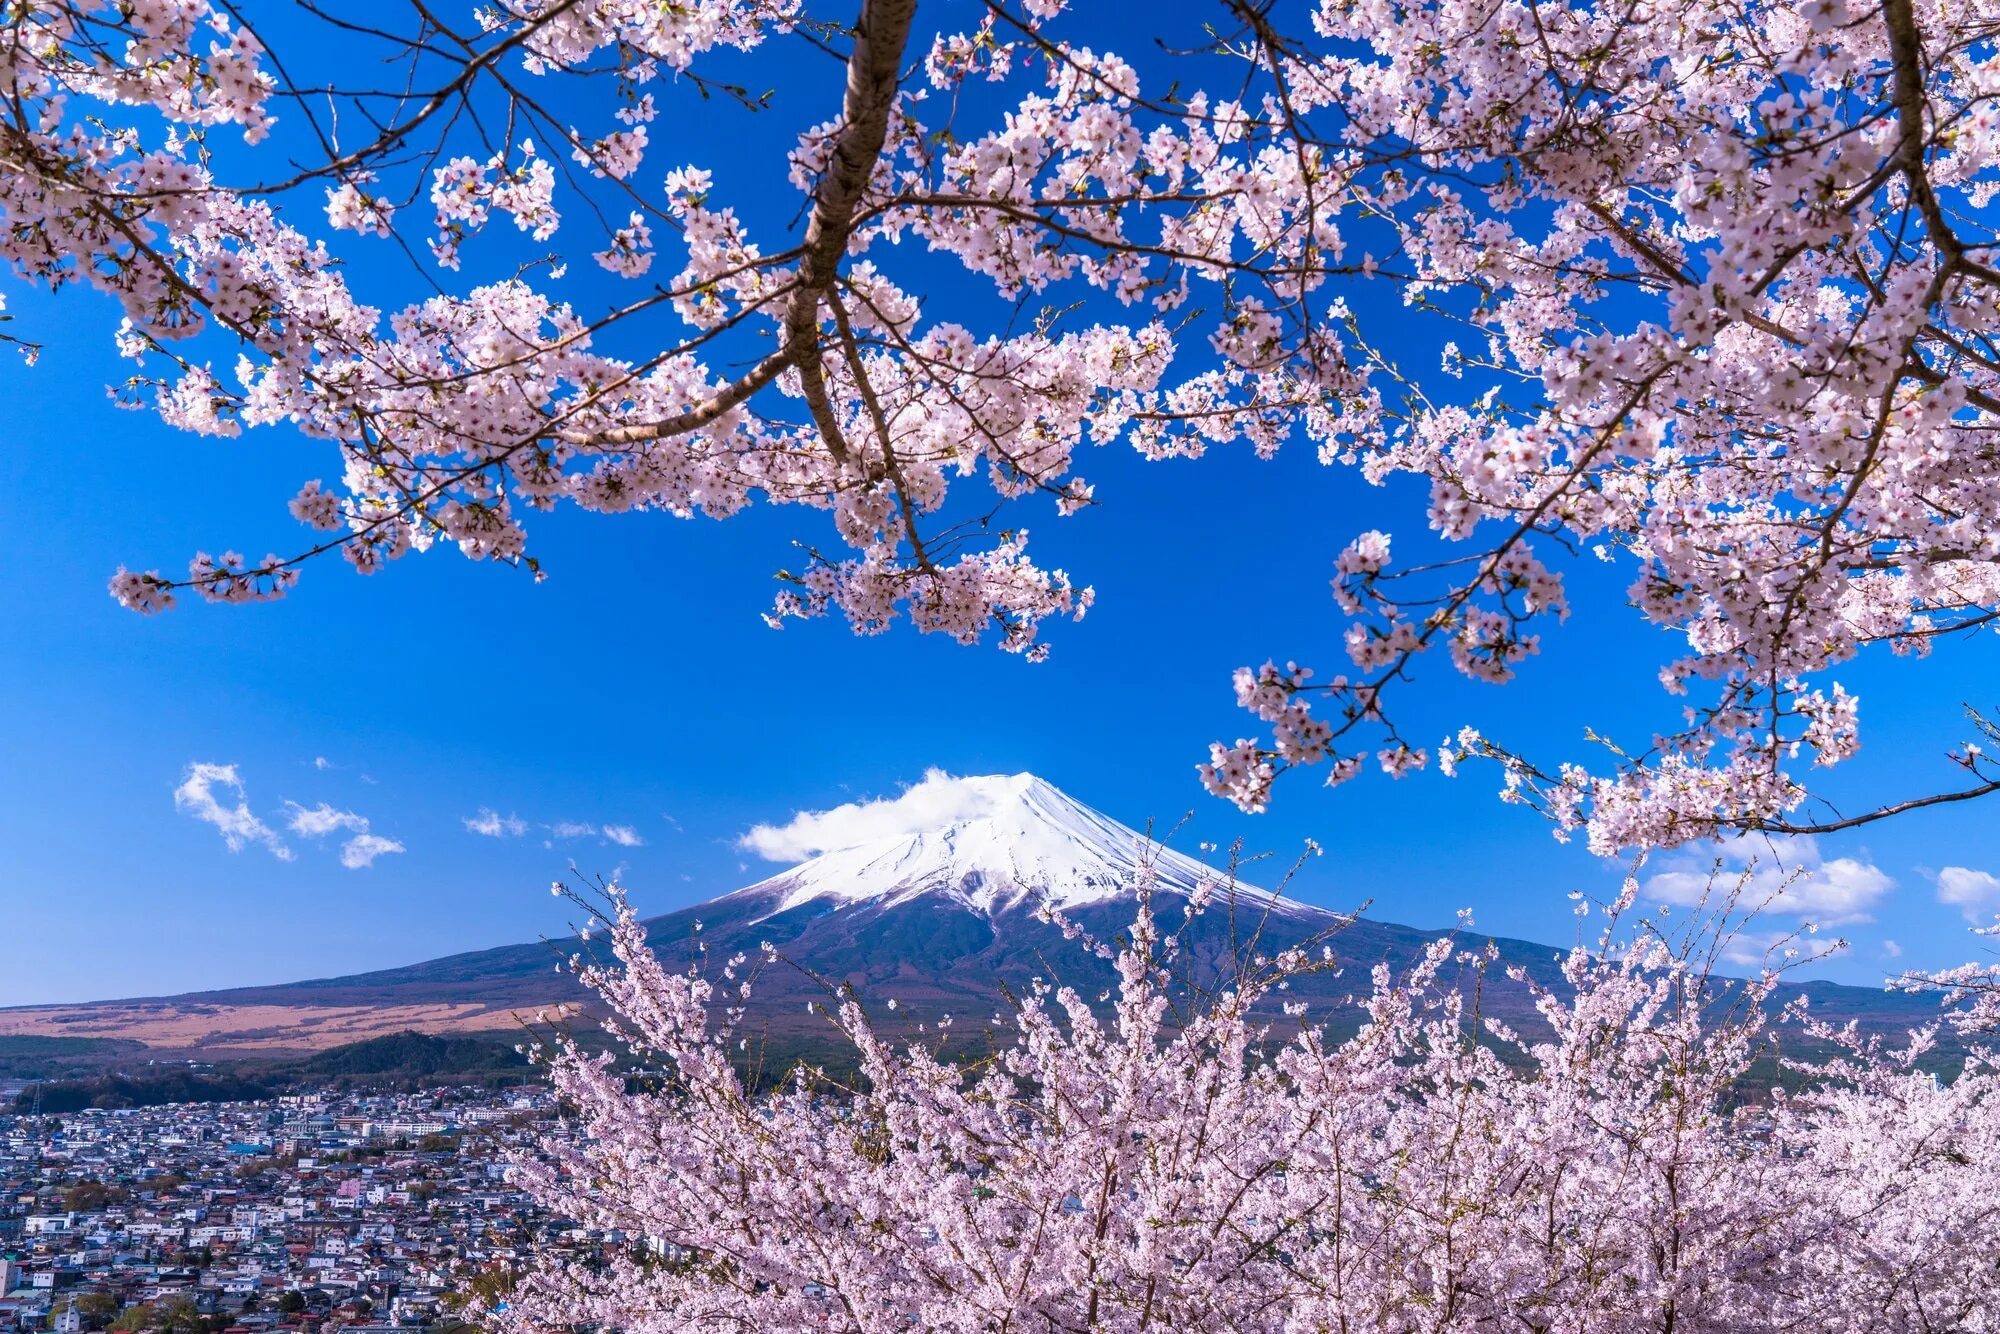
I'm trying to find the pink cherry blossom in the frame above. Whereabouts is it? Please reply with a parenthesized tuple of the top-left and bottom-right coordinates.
(499, 868, 2000, 1331)
(0, 0, 1994, 852)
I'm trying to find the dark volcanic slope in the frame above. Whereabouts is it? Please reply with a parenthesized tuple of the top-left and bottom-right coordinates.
(153, 774, 1942, 1043)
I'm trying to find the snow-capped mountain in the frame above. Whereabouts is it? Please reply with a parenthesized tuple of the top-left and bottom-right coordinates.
(107, 772, 1940, 1055)
(722, 772, 1320, 922)
(168, 773, 1380, 1027)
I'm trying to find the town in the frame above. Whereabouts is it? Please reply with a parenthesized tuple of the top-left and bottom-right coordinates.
(0, 1086, 566, 1333)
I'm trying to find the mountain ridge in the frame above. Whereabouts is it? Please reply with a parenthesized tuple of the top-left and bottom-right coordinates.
(0, 773, 1946, 1055)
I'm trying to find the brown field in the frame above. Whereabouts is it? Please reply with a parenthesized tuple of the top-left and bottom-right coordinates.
(0, 1000, 574, 1054)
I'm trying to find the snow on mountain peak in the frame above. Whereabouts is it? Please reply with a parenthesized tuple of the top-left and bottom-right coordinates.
(731, 771, 1315, 920)
(738, 769, 1041, 863)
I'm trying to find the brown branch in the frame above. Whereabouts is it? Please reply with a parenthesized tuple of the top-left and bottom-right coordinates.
(556, 0, 916, 457)
(555, 349, 791, 446)
(1883, 0, 1960, 262)
(782, 0, 918, 466)
(1745, 776, 2000, 836)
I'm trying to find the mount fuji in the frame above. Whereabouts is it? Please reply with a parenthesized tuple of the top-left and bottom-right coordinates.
(0, 773, 1943, 1057)
(194, 772, 1383, 1026)
(722, 771, 1326, 922)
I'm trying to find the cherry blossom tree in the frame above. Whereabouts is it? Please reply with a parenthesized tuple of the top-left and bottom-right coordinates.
(8, 0, 2000, 850)
(497, 870, 2000, 1331)
(22, 5, 2000, 1322)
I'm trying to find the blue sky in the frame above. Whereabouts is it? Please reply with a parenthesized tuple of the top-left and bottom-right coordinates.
(5, 276, 1998, 1004)
(3, 6, 1999, 1005)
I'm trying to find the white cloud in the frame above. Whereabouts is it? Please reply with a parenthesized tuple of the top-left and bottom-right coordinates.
(1720, 927, 1797, 968)
(1641, 834, 1894, 924)
(464, 807, 528, 838)
(1717, 924, 1846, 969)
(1883, 939, 1904, 959)
(740, 769, 1010, 862)
(497, 815, 646, 845)
(548, 819, 645, 845)
(284, 799, 401, 871)
(1936, 866, 2000, 922)
(313, 756, 333, 771)
(175, 763, 404, 871)
(285, 801, 369, 837)
(174, 763, 291, 860)
(339, 833, 405, 870)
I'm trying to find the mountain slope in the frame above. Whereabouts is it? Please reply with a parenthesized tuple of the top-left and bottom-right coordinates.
(172, 773, 1523, 1021)
(719, 773, 1322, 920)
(0, 773, 1946, 1053)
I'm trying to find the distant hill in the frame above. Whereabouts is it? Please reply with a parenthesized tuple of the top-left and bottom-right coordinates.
(10, 1032, 536, 1111)
(296, 1030, 530, 1083)
(0, 1035, 148, 1080)
(17, 1069, 275, 1113)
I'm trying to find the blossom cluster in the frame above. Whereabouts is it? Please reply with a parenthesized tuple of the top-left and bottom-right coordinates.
(7, 0, 2000, 850)
(500, 873, 2000, 1331)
